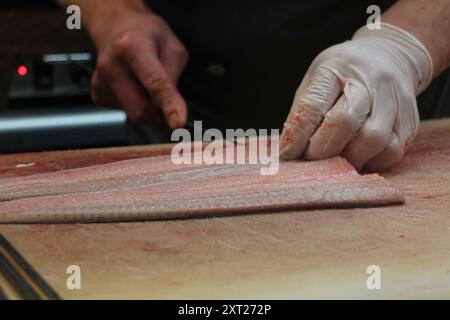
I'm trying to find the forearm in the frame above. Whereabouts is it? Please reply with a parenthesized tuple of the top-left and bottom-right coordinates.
(383, 0, 450, 77)
(55, 0, 151, 41)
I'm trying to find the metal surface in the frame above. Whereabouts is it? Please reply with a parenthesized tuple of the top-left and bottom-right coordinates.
(0, 234, 60, 300)
(0, 106, 127, 152)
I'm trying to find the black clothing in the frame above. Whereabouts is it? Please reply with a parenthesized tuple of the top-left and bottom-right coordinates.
(146, 1, 449, 130)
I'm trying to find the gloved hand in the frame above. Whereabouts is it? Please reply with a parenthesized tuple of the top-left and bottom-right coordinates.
(279, 23, 433, 171)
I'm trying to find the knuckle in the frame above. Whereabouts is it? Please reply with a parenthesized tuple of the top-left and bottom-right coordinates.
(297, 68, 341, 112)
(297, 92, 325, 113)
(96, 58, 111, 77)
(339, 47, 360, 63)
(332, 109, 357, 131)
(314, 43, 343, 63)
(150, 15, 166, 28)
(113, 32, 135, 54)
(376, 68, 396, 82)
(144, 73, 171, 93)
(361, 125, 389, 147)
(170, 41, 188, 58)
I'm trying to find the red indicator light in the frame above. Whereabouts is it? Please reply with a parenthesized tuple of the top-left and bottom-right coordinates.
(17, 65, 29, 77)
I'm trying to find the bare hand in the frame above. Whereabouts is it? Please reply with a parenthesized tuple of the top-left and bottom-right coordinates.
(89, 7, 188, 128)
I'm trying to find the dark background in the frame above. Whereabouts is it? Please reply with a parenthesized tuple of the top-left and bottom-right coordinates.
(0, 0, 449, 153)
(0, 0, 94, 113)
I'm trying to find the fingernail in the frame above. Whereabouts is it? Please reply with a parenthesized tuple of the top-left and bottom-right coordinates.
(168, 113, 179, 129)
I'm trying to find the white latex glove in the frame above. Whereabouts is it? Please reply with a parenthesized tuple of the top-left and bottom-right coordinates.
(279, 23, 433, 171)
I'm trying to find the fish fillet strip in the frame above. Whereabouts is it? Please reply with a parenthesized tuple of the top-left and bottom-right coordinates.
(0, 156, 404, 223)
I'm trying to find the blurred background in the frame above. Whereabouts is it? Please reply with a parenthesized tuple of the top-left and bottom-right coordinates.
(0, 0, 449, 153)
(0, 0, 173, 153)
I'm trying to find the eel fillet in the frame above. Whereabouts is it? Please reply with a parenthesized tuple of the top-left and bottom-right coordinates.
(0, 156, 404, 223)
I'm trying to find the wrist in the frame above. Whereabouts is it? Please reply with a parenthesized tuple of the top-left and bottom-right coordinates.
(85, 0, 152, 45)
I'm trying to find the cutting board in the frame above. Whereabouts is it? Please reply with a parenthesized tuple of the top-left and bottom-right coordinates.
(1, 119, 450, 299)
